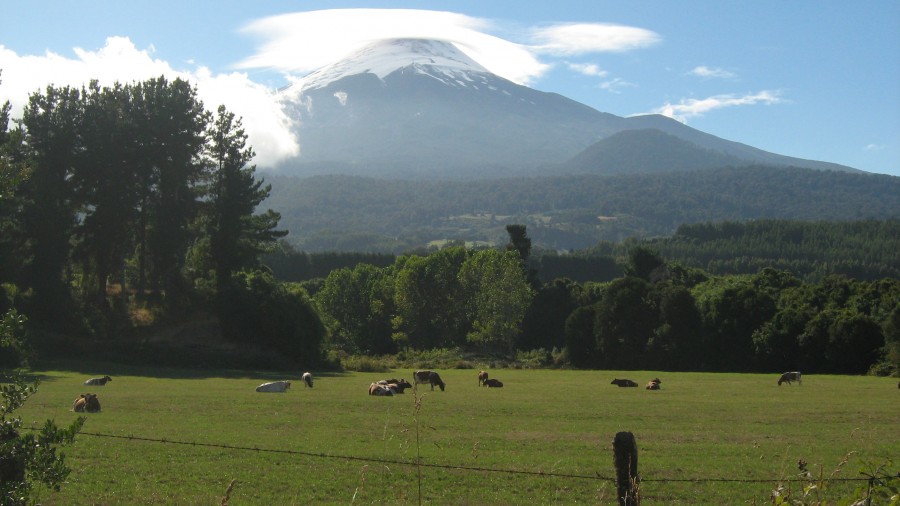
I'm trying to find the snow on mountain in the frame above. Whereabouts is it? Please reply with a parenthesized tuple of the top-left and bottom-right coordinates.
(296, 38, 491, 93)
(273, 37, 858, 179)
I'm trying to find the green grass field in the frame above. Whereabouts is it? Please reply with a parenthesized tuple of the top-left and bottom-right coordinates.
(13, 365, 899, 505)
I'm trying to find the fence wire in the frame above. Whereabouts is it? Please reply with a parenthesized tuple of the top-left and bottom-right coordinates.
(25, 426, 880, 486)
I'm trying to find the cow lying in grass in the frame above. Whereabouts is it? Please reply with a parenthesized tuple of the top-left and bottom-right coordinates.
(73, 393, 101, 413)
(414, 370, 446, 391)
(478, 371, 489, 386)
(368, 383, 394, 396)
(778, 371, 802, 386)
(483, 378, 503, 388)
(611, 378, 638, 387)
(255, 381, 291, 393)
(84, 376, 112, 386)
(377, 379, 413, 393)
(646, 378, 661, 390)
(302, 372, 313, 388)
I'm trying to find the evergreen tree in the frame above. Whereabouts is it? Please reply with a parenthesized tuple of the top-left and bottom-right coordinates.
(72, 82, 140, 310)
(18, 85, 83, 322)
(205, 105, 286, 291)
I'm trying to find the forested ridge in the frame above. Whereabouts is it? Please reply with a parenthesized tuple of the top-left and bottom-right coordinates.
(264, 167, 900, 252)
(1, 73, 898, 379)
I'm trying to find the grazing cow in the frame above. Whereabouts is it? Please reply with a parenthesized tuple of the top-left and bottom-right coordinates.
(478, 371, 489, 386)
(369, 383, 394, 396)
(778, 371, 802, 386)
(84, 375, 112, 386)
(73, 393, 101, 413)
(255, 380, 291, 393)
(483, 378, 503, 388)
(302, 372, 313, 388)
(611, 378, 639, 387)
(414, 370, 446, 391)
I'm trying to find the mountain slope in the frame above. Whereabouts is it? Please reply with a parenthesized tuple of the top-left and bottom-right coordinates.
(273, 38, 857, 179)
(564, 129, 748, 175)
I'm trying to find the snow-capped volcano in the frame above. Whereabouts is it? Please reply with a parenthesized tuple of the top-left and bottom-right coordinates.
(298, 38, 490, 92)
(275, 38, 856, 179)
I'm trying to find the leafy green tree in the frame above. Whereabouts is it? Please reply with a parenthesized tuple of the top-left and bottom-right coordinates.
(216, 270, 324, 364)
(315, 264, 395, 354)
(825, 311, 883, 374)
(881, 305, 900, 375)
(593, 276, 657, 369)
(459, 249, 534, 355)
(624, 246, 667, 282)
(518, 277, 581, 351)
(649, 284, 703, 370)
(391, 247, 469, 350)
(564, 304, 597, 368)
(694, 277, 776, 371)
(1, 310, 85, 505)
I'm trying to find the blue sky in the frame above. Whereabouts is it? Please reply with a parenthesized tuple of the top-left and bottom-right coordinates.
(1, 1, 898, 176)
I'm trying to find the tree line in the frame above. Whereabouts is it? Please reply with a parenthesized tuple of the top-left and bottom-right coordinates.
(309, 225, 898, 375)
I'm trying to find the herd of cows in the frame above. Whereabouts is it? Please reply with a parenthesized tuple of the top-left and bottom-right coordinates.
(74, 368, 899, 413)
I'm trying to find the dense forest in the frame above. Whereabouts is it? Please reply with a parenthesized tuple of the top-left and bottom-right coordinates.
(264, 219, 899, 284)
(1, 73, 898, 377)
(0, 76, 324, 367)
(264, 167, 900, 252)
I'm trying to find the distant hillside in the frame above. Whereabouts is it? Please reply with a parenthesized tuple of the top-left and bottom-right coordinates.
(564, 129, 749, 175)
(262, 165, 900, 253)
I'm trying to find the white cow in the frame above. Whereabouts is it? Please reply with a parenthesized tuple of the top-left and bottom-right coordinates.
(256, 381, 291, 393)
(302, 372, 313, 388)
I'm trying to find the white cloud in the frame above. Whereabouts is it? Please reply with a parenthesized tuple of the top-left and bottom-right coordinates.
(0, 38, 298, 168)
(238, 9, 548, 85)
(529, 23, 661, 55)
(647, 91, 782, 122)
(864, 143, 884, 151)
(567, 62, 608, 77)
(600, 78, 635, 94)
(689, 66, 736, 79)
(237, 10, 658, 86)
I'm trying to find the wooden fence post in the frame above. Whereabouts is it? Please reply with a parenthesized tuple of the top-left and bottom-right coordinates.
(613, 431, 639, 506)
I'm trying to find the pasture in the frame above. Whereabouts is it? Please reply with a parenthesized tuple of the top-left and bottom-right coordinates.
(13, 366, 899, 505)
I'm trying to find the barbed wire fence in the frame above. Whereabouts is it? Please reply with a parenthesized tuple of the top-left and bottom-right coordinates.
(24, 426, 884, 503)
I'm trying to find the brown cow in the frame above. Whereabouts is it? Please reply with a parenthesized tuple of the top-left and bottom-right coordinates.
(478, 370, 489, 386)
(778, 371, 802, 386)
(646, 380, 661, 390)
(383, 380, 413, 394)
(483, 378, 503, 388)
(414, 370, 446, 391)
(611, 378, 638, 387)
(73, 393, 101, 413)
